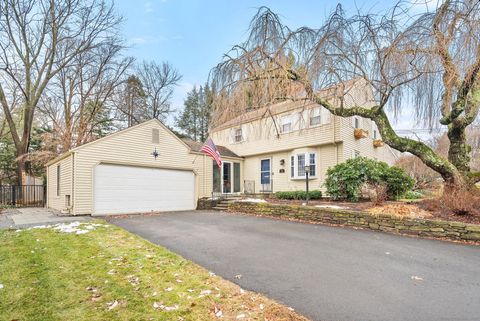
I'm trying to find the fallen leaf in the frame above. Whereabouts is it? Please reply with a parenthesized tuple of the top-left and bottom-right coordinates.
(411, 276, 423, 281)
(212, 305, 223, 318)
(107, 300, 118, 310)
(165, 287, 173, 292)
(259, 304, 265, 310)
(234, 274, 242, 279)
(236, 314, 246, 319)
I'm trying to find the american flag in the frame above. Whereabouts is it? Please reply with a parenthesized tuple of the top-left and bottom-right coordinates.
(200, 138, 223, 168)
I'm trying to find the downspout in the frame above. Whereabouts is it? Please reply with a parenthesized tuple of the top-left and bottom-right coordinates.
(71, 152, 75, 215)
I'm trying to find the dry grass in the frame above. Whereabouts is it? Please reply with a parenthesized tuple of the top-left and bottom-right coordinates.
(0, 221, 308, 321)
(368, 204, 433, 219)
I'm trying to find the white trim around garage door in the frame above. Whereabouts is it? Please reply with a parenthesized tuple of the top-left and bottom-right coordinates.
(92, 162, 196, 216)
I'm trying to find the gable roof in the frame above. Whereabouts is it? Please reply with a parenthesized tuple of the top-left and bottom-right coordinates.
(182, 138, 241, 159)
(46, 119, 193, 167)
(211, 77, 364, 132)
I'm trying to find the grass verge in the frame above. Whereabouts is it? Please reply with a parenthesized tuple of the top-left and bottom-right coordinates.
(0, 221, 308, 321)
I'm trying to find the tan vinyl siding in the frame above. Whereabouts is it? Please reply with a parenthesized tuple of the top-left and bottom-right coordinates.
(211, 114, 341, 157)
(72, 121, 211, 215)
(242, 144, 339, 193)
(340, 116, 398, 165)
(47, 154, 73, 212)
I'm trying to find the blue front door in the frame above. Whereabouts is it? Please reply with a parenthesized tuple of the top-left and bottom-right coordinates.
(260, 159, 271, 190)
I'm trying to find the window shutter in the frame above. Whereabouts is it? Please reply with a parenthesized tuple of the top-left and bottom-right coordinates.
(352, 116, 357, 128)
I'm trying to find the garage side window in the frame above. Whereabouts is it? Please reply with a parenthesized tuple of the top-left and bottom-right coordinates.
(152, 128, 160, 144)
(56, 165, 60, 196)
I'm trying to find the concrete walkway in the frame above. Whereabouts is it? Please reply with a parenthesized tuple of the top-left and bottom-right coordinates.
(110, 210, 480, 321)
(0, 207, 89, 229)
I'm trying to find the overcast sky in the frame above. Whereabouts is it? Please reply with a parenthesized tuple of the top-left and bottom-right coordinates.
(115, 0, 441, 139)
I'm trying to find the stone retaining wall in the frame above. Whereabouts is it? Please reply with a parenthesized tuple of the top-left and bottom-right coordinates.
(228, 202, 480, 243)
(197, 198, 220, 210)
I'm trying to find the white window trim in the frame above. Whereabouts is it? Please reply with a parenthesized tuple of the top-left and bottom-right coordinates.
(290, 152, 317, 179)
(352, 116, 361, 129)
(280, 115, 293, 133)
(309, 107, 322, 127)
(234, 127, 243, 143)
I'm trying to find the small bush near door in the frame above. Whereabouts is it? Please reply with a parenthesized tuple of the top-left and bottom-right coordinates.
(275, 190, 322, 200)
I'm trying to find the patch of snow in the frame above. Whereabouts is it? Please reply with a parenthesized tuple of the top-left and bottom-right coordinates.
(0, 284, 4, 289)
(33, 221, 108, 234)
(239, 198, 266, 203)
(315, 205, 347, 210)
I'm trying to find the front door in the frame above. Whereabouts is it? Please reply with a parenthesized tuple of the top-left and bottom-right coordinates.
(222, 162, 232, 194)
(260, 158, 271, 192)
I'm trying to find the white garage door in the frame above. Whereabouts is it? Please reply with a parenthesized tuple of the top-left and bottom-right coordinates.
(94, 164, 195, 215)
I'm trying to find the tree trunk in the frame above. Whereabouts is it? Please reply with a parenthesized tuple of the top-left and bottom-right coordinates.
(15, 156, 25, 186)
(447, 123, 471, 174)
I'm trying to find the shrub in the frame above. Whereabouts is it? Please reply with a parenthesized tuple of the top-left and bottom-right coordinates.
(325, 157, 414, 201)
(440, 187, 480, 216)
(275, 190, 322, 200)
(404, 190, 424, 200)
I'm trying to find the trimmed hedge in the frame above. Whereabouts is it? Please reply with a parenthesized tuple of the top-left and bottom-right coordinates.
(275, 190, 322, 200)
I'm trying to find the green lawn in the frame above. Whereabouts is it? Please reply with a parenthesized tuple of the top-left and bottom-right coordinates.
(0, 221, 307, 321)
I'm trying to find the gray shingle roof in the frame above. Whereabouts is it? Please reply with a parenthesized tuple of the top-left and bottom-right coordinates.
(182, 139, 241, 159)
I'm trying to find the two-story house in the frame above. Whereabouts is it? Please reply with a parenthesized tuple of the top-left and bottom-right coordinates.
(45, 78, 398, 215)
(208, 78, 398, 195)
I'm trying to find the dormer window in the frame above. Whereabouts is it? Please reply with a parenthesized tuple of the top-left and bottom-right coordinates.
(234, 128, 243, 142)
(281, 115, 292, 133)
(309, 107, 321, 126)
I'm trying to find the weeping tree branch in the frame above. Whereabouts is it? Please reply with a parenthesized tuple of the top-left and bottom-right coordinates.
(211, 1, 480, 189)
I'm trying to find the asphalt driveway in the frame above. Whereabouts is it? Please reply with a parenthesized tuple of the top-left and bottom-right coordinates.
(110, 210, 480, 321)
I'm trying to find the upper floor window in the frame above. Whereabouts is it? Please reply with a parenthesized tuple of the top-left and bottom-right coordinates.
(234, 128, 243, 142)
(291, 153, 317, 178)
(373, 129, 378, 140)
(281, 115, 292, 133)
(309, 107, 322, 126)
(353, 116, 360, 129)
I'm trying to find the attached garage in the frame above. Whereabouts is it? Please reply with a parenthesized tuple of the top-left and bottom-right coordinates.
(93, 164, 195, 215)
(45, 119, 241, 216)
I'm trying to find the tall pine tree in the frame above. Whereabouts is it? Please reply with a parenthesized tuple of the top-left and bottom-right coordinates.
(176, 85, 212, 141)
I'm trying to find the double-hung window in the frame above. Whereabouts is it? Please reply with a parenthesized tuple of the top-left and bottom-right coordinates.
(309, 153, 316, 176)
(281, 115, 292, 133)
(290, 152, 317, 178)
(309, 107, 321, 126)
(297, 154, 306, 177)
(234, 128, 243, 142)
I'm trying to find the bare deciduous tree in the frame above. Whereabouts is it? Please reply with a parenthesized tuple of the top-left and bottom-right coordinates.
(39, 41, 133, 152)
(0, 0, 123, 184)
(114, 61, 181, 127)
(137, 61, 182, 121)
(211, 1, 480, 192)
